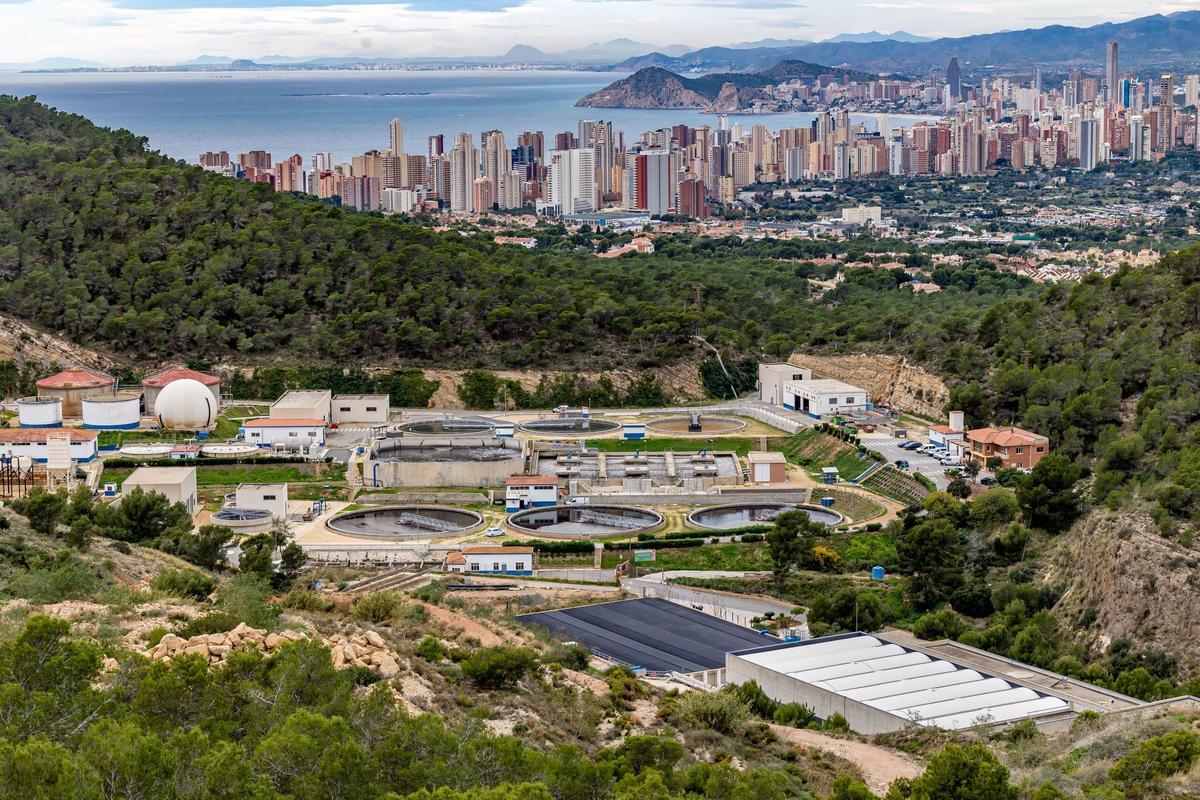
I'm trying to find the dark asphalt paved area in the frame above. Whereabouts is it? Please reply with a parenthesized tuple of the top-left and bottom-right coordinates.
(517, 597, 776, 673)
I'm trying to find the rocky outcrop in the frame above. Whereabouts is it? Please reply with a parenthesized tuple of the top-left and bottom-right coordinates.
(576, 67, 711, 109)
(1049, 509, 1200, 676)
(0, 311, 116, 373)
(787, 352, 950, 420)
(140, 623, 400, 677)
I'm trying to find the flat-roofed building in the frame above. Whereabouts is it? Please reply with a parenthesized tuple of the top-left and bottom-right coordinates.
(242, 418, 326, 448)
(446, 546, 535, 575)
(331, 394, 389, 425)
(0, 428, 99, 463)
(234, 483, 289, 521)
(505, 475, 559, 512)
(759, 363, 811, 406)
(747, 451, 787, 483)
(782, 378, 870, 419)
(122, 466, 197, 515)
(270, 390, 332, 424)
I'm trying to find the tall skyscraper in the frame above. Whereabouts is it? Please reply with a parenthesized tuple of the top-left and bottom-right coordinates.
(387, 119, 409, 187)
(1159, 75, 1175, 152)
(546, 148, 596, 215)
(1079, 118, 1099, 171)
(1104, 41, 1119, 103)
(449, 132, 478, 214)
(482, 130, 511, 197)
(946, 56, 962, 101)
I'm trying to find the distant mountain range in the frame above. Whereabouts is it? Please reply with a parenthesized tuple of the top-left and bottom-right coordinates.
(0, 57, 106, 71)
(613, 11, 1200, 74)
(576, 61, 877, 111)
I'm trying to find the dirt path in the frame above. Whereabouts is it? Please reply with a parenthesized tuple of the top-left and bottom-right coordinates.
(770, 724, 922, 795)
(418, 601, 508, 646)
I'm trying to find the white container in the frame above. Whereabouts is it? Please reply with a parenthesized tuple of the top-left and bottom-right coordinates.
(17, 396, 63, 428)
(82, 393, 141, 430)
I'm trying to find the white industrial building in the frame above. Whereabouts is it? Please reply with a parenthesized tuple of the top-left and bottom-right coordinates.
(234, 483, 289, 521)
(505, 475, 559, 512)
(0, 428, 99, 463)
(242, 418, 326, 448)
(782, 378, 870, 419)
(445, 546, 535, 576)
(122, 466, 198, 515)
(331, 394, 389, 425)
(270, 390, 332, 424)
(726, 633, 1084, 735)
(759, 363, 811, 406)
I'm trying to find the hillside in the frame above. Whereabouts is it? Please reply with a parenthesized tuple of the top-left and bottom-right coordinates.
(577, 61, 877, 110)
(615, 10, 1200, 73)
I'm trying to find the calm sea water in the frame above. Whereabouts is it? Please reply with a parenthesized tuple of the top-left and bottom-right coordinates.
(0, 69, 924, 163)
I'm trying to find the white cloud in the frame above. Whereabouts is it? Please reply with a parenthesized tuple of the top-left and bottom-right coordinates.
(0, 0, 1185, 64)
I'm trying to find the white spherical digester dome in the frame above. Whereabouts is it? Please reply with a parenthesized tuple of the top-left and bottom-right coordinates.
(155, 378, 217, 429)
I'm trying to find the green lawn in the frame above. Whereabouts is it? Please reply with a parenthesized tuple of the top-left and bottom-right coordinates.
(101, 461, 347, 488)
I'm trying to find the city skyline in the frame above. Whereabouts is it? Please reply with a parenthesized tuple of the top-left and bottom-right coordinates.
(0, 0, 1193, 66)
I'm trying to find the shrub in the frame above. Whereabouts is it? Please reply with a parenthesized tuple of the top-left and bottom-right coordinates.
(773, 703, 817, 728)
(218, 574, 280, 630)
(150, 568, 217, 601)
(1109, 729, 1200, 786)
(351, 591, 403, 624)
(280, 588, 332, 612)
(9, 554, 101, 603)
(543, 642, 589, 670)
(175, 612, 240, 638)
(675, 689, 750, 735)
(727, 680, 779, 719)
(913, 607, 968, 641)
(344, 665, 382, 686)
(416, 635, 445, 662)
(461, 646, 539, 688)
(822, 712, 850, 732)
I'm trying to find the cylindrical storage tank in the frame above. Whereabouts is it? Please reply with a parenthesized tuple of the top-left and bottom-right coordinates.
(155, 378, 217, 430)
(82, 393, 141, 430)
(17, 396, 63, 428)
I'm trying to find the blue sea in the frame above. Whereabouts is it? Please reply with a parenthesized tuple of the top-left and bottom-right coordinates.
(0, 69, 926, 163)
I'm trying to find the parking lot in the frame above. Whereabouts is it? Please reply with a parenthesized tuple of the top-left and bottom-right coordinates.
(865, 434, 952, 490)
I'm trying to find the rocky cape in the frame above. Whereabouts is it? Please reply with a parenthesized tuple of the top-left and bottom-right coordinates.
(576, 61, 875, 111)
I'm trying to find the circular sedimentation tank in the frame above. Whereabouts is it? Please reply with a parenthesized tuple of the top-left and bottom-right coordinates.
(518, 416, 622, 436)
(686, 503, 845, 531)
(200, 443, 261, 457)
(212, 507, 275, 534)
(327, 506, 484, 539)
(646, 415, 748, 434)
(396, 417, 497, 436)
(119, 443, 175, 457)
(507, 504, 663, 538)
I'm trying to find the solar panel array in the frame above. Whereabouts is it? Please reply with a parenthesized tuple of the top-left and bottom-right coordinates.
(737, 634, 1069, 730)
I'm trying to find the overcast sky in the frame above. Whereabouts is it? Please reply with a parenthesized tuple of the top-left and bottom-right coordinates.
(1, 0, 1196, 65)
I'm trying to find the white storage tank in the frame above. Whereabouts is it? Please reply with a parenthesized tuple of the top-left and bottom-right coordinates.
(155, 378, 217, 430)
(82, 392, 141, 430)
(17, 396, 63, 428)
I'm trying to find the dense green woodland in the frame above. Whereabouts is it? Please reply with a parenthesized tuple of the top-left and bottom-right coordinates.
(0, 95, 1032, 372)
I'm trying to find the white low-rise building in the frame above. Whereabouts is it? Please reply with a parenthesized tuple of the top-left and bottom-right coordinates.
(234, 483, 289, 521)
(123, 466, 198, 515)
(0, 428, 99, 463)
(332, 394, 389, 425)
(505, 475, 559, 512)
(270, 390, 332, 424)
(759, 363, 811, 406)
(782, 378, 870, 419)
(242, 418, 326, 448)
(446, 546, 535, 576)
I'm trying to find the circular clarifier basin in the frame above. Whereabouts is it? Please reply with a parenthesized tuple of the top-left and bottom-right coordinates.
(201, 443, 261, 457)
(397, 417, 496, 436)
(119, 443, 175, 457)
(211, 507, 275, 534)
(507, 504, 662, 538)
(686, 503, 845, 530)
(518, 417, 622, 436)
(646, 415, 748, 434)
(327, 506, 483, 539)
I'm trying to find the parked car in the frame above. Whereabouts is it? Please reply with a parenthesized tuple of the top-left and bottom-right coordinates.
(553, 404, 570, 414)
(918, 444, 939, 454)
(484, 527, 505, 537)
(894, 459, 910, 469)
(979, 476, 997, 486)
(901, 441, 921, 450)
(940, 457, 962, 467)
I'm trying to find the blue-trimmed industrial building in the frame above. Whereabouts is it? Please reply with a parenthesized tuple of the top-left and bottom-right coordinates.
(446, 546, 535, 576)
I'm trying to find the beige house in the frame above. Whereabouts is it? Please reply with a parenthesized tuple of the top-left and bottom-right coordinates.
(332, 394, 390, 425)
(234, 483, 289, 521)
(122, 466, 198, 515)
(270, 390, 332, 424)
